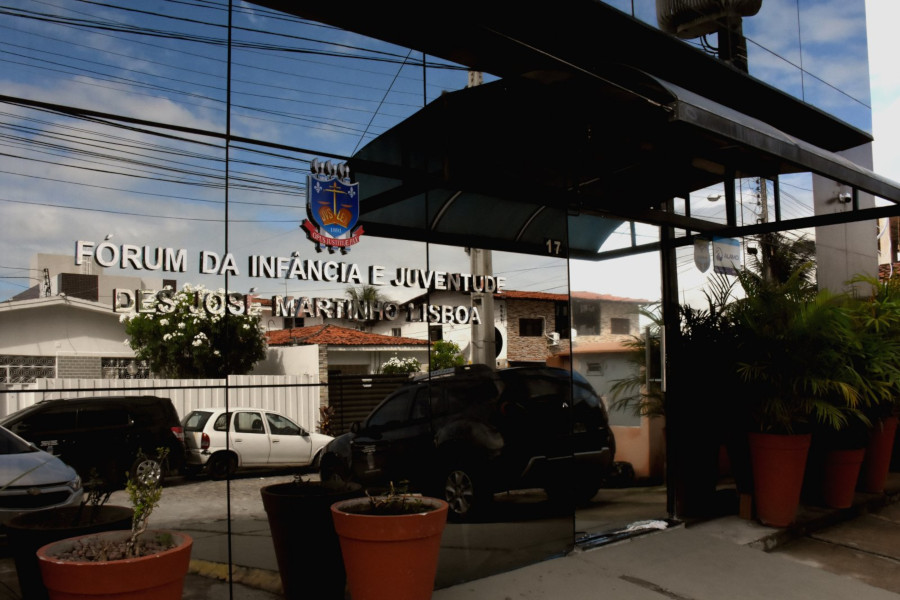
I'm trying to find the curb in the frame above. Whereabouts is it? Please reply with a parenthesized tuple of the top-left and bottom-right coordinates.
(189, 559, 283, 595)
(749, 487, 900, 552)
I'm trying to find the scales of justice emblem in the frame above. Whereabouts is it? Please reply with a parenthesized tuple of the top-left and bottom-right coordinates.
(301, 158, 364, 253)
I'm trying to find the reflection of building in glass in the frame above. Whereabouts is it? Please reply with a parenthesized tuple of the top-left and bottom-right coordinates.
(1, 0, 898, 592)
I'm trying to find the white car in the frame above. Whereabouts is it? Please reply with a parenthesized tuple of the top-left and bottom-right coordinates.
(0, 425, 83, 527)
(181, 408, 333, 479)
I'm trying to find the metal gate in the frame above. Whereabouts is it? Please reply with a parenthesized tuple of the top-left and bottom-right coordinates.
(326, 374, 409, 435)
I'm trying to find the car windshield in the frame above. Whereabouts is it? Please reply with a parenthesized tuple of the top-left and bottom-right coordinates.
(0, 426, 38, 455)
(183, 411, 213, 432)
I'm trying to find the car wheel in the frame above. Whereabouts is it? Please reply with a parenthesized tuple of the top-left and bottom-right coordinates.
(441, 463, 488, 521)
(130, 456, 162, 486)
(207, 453, 236, 480)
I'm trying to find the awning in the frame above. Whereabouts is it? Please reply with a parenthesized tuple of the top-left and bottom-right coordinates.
(350, 65, 900, 260)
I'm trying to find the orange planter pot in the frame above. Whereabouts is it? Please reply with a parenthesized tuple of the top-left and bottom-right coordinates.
(859, 416, 898, 494)
(36, 530, 192, 600)
(822, 448, 866, 509)
(749, 432, 811, 527)
(331, 497, 448, 600)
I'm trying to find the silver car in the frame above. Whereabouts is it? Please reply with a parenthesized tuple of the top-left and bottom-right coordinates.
(182, 408, 333, 479)
(0, 425, 83, 527)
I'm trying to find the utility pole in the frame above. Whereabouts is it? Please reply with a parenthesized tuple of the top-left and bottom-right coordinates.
(466, 71, 496, 368)
(757, 177, 771, 280)
(42, 268, 52, 297)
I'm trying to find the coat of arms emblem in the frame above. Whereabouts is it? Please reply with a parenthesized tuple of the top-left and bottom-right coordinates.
(302, 158, 364, 253)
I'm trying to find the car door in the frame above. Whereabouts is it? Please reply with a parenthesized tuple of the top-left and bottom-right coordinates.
(230, 411, 271, 466)
(75, 402, 133, 478)
(6, 404, 79, 465)
(264, 412, 313, 466)
(350, 385, 432, 484)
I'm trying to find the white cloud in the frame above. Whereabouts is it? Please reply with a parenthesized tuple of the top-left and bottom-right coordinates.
(867, 0, 900, 182)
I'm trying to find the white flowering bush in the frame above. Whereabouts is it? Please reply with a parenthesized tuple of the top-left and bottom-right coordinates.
(379, 356, 421, 375)
(121, 283, 266, 378)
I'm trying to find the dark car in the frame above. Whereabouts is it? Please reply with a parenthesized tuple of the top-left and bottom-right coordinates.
(0, 395, 186, 488)
(319, 364, 615, 519)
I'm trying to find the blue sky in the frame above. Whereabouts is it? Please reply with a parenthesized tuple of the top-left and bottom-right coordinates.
(1, 1, 898, 305)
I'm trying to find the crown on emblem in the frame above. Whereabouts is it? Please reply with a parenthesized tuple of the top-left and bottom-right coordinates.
(310, 158, 350, 182)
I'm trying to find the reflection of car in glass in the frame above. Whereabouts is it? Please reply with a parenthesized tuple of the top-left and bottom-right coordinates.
(0, 425, 83, 527)
(319, 364, 616, 520)
(182, 408, 333, 479)
(0, 396, 186, 487)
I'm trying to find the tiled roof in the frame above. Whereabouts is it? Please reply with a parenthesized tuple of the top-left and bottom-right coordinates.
(497, 290, 651, 304)
(266, 324, 427, 347)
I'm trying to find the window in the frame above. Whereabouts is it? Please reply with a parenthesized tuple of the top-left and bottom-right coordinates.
(519, 318, 544, 337)
(0, 354, 55, 383)
(572, 301, 600, 335)
(77, 406, 129, 429)
(367, 390, 413, 428)
(555, 303, 570, 339)
(184, 411, 213, 432)
(235, 412, 265, 434)
(284, 317, 303, 329)
(101, 358, 149, 379)
(265, 413, 302, 436)
(610, 318, 631, 335)
(409, 387, 430, 421)
(214, 413, 232, 431)
(429, 325, 443, 342)
(391, 327, 402, 337)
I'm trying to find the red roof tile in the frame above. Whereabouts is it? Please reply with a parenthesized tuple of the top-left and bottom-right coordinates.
(497, 290, 651, 303)
(266, 324, 427, 347)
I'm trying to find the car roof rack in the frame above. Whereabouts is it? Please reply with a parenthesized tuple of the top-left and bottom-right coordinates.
(411, 363, 494, 381)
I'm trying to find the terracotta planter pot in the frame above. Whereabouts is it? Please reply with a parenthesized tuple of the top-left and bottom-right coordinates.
(749, 432, 811, 527)
(36, 530, 192, 600)
(6, 505, 133, 600)
(823, 448, 866, 509)
(859, 416, 898, 494)
(261, 480, 362, 600)
(331, 496, 448, 600)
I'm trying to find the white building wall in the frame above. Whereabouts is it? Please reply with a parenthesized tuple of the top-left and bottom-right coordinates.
(814, 144, 879, 295)
(0, 299, 133, 358)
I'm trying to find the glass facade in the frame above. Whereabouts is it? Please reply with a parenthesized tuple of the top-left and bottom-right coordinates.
(0, 1, 881, 597)
(611, 0, 872, 133)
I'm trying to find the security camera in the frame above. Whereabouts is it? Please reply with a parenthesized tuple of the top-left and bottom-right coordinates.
(837, 192, 852, 203)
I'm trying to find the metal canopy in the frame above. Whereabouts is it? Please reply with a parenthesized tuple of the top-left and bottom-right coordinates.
(350, 65, 900, 259)
(255, 0, 872, 153)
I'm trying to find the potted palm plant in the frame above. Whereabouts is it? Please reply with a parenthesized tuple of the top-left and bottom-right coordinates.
(730, 260, 864, 527)
(331, 482, 448, 600)
(35, 448, 193, 599)
(844, 273, 900, 494)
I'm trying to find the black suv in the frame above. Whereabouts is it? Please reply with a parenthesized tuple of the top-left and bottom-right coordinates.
(319, 364, 615, 519)
(0, 395, 186, 487)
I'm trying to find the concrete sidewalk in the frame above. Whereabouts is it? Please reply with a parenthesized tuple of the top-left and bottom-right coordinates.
(2, 474, 899, 599)
(432, 475, 900, 600)
(432, 524, 900, 600)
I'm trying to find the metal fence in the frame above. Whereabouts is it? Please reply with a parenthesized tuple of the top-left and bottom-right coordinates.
(0, 374, 322, 433)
